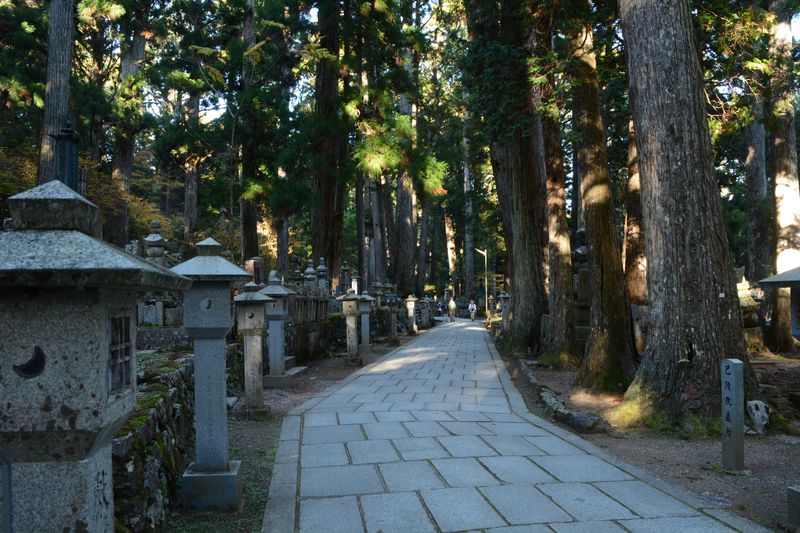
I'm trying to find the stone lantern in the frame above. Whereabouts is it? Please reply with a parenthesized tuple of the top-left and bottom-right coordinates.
(420, 296, 432, 328)
(235, 282, 272, 409)
(406, 295, 419, 335)
(488, 294, 495, 317)
(143, 220, 167, 267)
(338, 289, 362, 364)
(260, 270, 300, 387)
(316, 257, 329, 292)
(358, 291, 375, 355)
(339, 260, 350, 295)
(0, 181, 190, 531)
(304, 258, 317, 292)
(499, 291, 511, 332)
(171, 237, 251, 511)
(386, 294, 399, 345)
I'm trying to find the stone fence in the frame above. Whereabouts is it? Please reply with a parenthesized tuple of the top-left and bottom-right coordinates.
(112, 357, 195, 532)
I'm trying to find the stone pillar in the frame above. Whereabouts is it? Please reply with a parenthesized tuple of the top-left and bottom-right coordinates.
(171, 238, 251, 510)
(351, 272, 360, 294)
(235, 282, 271, 410)
(0, 181, 189, 531)
(387, 296, 399, 345)
(260, 271, 297, 388)
(358, 292, 375, 355)
(406, 295, 419, 336)
(317, 257, 329, 293)
(304, 258, 317, 291)
(339, 290, 362, 364)
(499, 291, 511, 332)
(721, 358, 744, 471)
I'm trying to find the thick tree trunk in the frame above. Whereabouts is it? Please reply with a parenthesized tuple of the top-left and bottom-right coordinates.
(570, 109, 584, 231)
(395, 170, 416, 296)
(240, 0, 260, 263)
(623, 118, 647, 305)
(745, 99, 771, 284)
(542, 94, 578, 366)
(38, 0, 75, 185)
(381, 176, 395, 275)
(463, 133, 475, 300)
(767, 0, 800, 351)
(370, 180, 386, 281)
(416, 197, 431, 296)
(490, 146, 514, 285)
(276, 168, 289, 272)
(311, 0, 345, 278)
(445, 211, 457, 294)
(568, 9, 636, 390)
(356, 174, 367, 284)
(619, 0, 752, 416)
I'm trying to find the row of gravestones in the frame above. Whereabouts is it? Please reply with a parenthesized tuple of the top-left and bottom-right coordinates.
(0, 181, 331, 529)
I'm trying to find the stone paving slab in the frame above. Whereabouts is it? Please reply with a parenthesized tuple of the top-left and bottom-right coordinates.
(262, 320, 771, 533)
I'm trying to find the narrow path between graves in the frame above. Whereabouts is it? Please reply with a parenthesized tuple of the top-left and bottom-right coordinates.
(262, 320, 767, 533)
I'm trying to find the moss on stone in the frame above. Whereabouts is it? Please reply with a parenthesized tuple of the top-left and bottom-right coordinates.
(537, 349, 581, 369)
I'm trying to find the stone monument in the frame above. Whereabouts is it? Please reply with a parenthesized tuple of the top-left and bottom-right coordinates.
(358, 291, 375, 355)
(499, 291, 511, 332)
(235, 282, 271, 409)
(721, 358, 744, 471)
(260, 271, 304, 388)
(171, 238, 251, 510)
(0, 181, 189, 530)
(338, 289, 362, 365)
(386, 293, 399, 345)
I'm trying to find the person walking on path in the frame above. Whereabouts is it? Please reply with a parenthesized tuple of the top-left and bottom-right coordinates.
(468, 300, 477, 321)
(448, 297, 457, 322)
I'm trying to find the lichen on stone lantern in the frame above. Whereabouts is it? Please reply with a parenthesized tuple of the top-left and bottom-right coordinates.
(0, 180, 190, 531)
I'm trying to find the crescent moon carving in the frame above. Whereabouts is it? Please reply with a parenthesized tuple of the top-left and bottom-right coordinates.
(13, 346, 46, 379)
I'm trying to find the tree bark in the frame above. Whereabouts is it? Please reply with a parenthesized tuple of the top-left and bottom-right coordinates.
(745, 99, 771, 284)
(463, 131, 475, 300)
(567, 6, 636, 390)
(619, 0, 753, 416)
(623, 118, 647, 305)
(395, 170, 416, 296)
(767, 0, 800, 351)
(38, 0, 75, 185)
(370, 180, 386, 281)
(416, 197, 431, 296)
(542, 88, 578, 366)
(311, 0, 345, 278)
(240, 0, 260, 263)
(356, 174, 367, 285)
(445, 210, 457, 294)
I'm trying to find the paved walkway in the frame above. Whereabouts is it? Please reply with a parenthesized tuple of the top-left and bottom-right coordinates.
(262, 320, 767, 533)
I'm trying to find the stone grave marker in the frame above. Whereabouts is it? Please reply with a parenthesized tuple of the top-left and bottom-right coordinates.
(721, 358, 744, 471)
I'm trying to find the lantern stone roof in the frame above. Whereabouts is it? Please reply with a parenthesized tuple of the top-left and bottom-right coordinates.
(759, 267, 800, 287)
(0, 181, 190, 291)
(259, 270, 297, 297)
(360, 291, 376, 302)
(170, 238, 252, 281)
(337, 288, 361, 301)
(235, 282, 273, 303)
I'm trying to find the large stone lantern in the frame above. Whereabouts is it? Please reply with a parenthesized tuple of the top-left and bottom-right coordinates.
(260, 270, 298, 387)
(338, 289, 362, 364)
(0, 181, 190, 531)
(235, 282, 272, 409)
(406, 295, 419, 335)
(499, 291, 511, 331)
(171, 237, 251, 510)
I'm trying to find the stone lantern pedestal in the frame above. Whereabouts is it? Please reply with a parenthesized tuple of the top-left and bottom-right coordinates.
(260, 271, 305, 388)
(358, 292, 375, 355)
(235, 282, 271, 410)
(338, 290, 362, 365)
(406, 295, 419, 336)
(0, 181, 190, 531)
(171, 238, 251, 511)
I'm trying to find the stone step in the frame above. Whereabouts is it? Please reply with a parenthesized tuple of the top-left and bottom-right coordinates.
(284, 355, 296, 370)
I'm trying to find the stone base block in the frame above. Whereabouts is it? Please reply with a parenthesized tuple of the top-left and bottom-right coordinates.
(263, 366, 307, 388)
(182, 460, 242, 511)
(359, 343, 372, 355)
(789, 485, 800, 528)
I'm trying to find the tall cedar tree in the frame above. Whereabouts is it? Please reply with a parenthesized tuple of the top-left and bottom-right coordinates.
(623, 119, 647, 305)
(38, 0, 75, 185)
(767, 0, 800, 351)
(619, 0, 754, 417)
(568, 1, 636, 391)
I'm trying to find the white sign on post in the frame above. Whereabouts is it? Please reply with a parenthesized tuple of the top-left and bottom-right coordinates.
(721, 358, 744, 471)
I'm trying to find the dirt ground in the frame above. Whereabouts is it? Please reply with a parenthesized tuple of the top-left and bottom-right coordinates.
(504, 358, 800, 532)
(165, 335, 417, 532)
